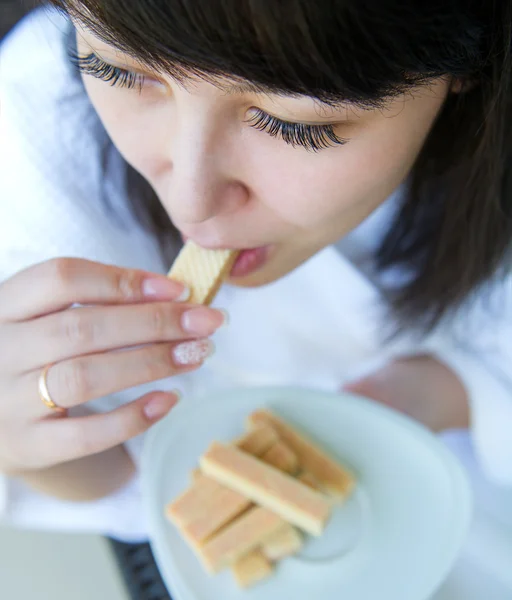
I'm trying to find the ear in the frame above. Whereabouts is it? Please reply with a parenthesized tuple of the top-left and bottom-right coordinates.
(450, 77, 477, 94)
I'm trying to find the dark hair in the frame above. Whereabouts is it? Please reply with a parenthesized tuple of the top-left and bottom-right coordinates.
(49, 0, 512, 331)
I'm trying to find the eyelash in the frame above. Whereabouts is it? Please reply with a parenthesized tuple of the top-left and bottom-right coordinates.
(70, 52, 347, 152)
(246, 109, 347, 152)
(70, 52, 145, 90)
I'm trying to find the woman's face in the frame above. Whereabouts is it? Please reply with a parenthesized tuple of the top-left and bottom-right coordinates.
(76, 27, 450, 286)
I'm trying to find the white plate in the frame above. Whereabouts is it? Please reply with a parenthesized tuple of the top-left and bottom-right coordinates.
(142, 386, 472, 600)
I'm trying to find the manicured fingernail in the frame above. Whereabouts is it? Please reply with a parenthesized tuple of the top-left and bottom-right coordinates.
(173, 339, 215, 366)
(181, 307, 228, 336)
(143, 277, 190, 301)
(144, 391, 180, 420)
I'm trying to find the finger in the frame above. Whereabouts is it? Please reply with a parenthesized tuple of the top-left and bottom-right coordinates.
(342, 380, 367, 394)
(30, 391, 179, 468)
(21, 339, 213, 419)
(343, 377, 380, 400)
(0, 257, 189, 323)
(343, 373, 399, 409)
(12, 302, 224, 372)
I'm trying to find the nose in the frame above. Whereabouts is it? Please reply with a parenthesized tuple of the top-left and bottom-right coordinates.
(163, 119, 249, 226)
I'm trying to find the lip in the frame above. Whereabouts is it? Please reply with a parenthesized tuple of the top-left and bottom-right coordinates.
(180, 234, 263, 252)
(229, 246, 271, 278)
(180, 234, 271, 278)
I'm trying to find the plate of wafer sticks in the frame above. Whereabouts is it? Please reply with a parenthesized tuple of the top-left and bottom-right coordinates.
(142, 386, 472, 600)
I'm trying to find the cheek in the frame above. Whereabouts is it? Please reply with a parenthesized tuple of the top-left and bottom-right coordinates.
(248, 109, 439, 231)
(83, 78, 169, 178)
(247, 140, 405, 230)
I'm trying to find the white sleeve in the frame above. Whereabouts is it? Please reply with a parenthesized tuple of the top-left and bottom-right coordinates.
(0, 8, 166, 281)
(422, 278, 512, 486)
(0, 9, 164, 535)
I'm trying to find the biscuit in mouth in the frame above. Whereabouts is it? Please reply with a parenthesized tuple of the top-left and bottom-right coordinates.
(168, 240, 239, 305)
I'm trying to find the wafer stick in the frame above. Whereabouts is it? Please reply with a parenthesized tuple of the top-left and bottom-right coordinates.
(167, 240, 238, 305)
(166, 411, 358, 588)
(170, 427, 289, 544)
(298, 471, 322, 491)
(261, 524, 303, 561)
(235, 425, 280, 457)
(200, 442, 332, 536)
(190, 467, 204, 482)
(261, 441, 300, 475)
(165, 476, 250, 545)
(189, 426, 278, 483)
(248, 410, 355, 499)
(232, 550, 274, 588)
(199, 507, 286, 573)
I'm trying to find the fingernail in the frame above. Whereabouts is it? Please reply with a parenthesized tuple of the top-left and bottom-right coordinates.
(144, 391, 180, 420)
(173, 339, 215, 366)
(181, 307, 228, 336)
(143, 277, 190, 301)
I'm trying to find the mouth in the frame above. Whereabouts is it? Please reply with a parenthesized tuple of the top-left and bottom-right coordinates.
(229, 246, 271, 278)
(180, 234, 272, 278)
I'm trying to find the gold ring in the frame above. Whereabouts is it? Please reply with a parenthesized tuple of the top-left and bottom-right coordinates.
(38, 364, 64, 413)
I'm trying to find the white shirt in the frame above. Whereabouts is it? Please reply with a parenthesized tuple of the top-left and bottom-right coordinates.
(1, 9, 512, 597)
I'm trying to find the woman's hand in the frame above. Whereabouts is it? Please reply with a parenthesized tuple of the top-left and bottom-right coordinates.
(0, 257, 225, 476)
(343, 354, 470, 432)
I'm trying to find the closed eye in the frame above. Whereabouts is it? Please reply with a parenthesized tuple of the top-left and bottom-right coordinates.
(247, 108, 348, 152)
(70, 51, 146, 90)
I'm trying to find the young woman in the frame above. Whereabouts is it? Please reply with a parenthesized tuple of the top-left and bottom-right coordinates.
(0, 1, 511, 591)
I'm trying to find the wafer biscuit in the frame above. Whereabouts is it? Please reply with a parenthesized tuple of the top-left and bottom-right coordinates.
(166, 475, 251, 545)
(232, 550, 273, 588)
(200, 442, 332, 536)
(190, 467, 204, 482)
(168, 240, 238, 305)
(248, 410, 355, 499)
(298, 471, 322, 491)
(235, 425, 280, 457)
(172, 428, 288, 544)
(261, 524, 303, 561)
(261, 441, 299, 475)
(199, 507, 286, 573)
(165, 412, 357, 587)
